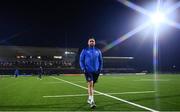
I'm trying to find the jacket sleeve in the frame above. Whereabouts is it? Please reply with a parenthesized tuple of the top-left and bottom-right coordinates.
(79, 49, 86, 71)
(98, 49, 103, 71)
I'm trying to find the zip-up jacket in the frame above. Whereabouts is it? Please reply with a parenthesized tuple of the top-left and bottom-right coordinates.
(80, 47, 103, 73)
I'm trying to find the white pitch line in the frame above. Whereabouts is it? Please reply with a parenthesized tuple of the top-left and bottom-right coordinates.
(45, 81, 85, 84)
(43, 91, 155, 98)
(51, 76, 158, 112)
(134, 79, 170, 82)
(44, 94, 88, 98)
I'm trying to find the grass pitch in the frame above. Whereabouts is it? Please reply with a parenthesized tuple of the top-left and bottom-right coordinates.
(0, 74, 180, 111)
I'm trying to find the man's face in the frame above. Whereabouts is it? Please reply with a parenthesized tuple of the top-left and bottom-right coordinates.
(88, 39, 95, 47)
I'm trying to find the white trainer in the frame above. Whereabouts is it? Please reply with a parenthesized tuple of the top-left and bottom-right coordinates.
(87, 99, 91, 104)
(90, 101, 96, 109)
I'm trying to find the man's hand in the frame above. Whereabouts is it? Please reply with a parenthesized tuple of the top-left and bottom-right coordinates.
(83, 69, 87, 73)
(96, 69, 101, 74)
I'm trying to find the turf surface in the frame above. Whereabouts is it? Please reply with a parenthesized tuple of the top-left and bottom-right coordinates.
(0, 74, 180, 111)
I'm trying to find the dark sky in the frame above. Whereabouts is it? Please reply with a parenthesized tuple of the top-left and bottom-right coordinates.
(0, 0, 143, 48)
(0, 0, 179, 71)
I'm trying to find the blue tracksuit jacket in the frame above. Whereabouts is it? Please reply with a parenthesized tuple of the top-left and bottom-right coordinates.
(80, 47, 103, 73)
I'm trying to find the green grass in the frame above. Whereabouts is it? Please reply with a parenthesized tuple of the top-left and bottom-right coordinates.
(0, 74, 180, 111)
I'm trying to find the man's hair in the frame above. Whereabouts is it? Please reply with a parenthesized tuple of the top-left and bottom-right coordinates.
(88, 36, 96, 41)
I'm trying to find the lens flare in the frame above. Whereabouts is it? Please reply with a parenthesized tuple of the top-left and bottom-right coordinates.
(102, 22, 150, 52)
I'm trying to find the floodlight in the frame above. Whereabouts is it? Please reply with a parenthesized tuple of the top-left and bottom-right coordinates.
(151, 11, 165, 25)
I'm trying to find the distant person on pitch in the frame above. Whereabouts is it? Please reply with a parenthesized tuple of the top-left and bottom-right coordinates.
(80, 37, 103, 108)
(14, 68, 19, 78)
(39, 66, 43, 79)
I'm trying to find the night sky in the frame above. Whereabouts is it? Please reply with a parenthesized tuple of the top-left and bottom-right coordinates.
(0, 0, 179, 71)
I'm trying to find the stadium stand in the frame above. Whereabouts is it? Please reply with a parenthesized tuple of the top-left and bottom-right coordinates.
(0, 46, 136, 75)
(0, 46, 79, 75)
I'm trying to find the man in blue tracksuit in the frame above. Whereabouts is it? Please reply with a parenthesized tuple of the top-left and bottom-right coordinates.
(80, 37, 103, 108)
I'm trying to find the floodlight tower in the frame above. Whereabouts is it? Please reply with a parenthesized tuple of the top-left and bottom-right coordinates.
(150, 2, 166, 77)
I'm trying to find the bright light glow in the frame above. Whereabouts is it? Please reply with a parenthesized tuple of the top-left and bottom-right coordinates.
(117, 0, 151, 17)
(54, 56, 62, 59)
(102, 22, 151, 52)
(151, 12, 165, 25)
(165, 1, 180, 15)
(65, 51, 75, 55)
(103, 0, 180, 52)
(37, 56, 41, 59)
